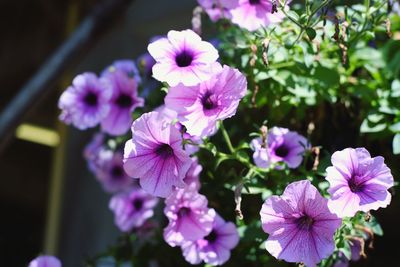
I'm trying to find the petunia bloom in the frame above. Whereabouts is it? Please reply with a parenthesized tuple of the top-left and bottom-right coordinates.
(147, 29, 219, 86)
(155, 105, 202, 154)
(163, 185, 215, 247)
(333, 238, 363, 267)
(260, 180, 342, 267)
(100, 70, 144, 136)
(94, 150, 133, 193)
(183, 157, 202, 190)
(263, 127, 309, 169)
(229, 0, 286, 31)
(250, 137, 270, 169)
(109, 187, 158, 232)
(197, 0, 238, 22)
(58, 72, 111, 130)
(165, 65, 247, 137)
(28, 255, 61, 267)
(83, 133, 106, 172)
(123, 111, 192, 197)
(102, 59, 142, 84)
(326, 147, 394, 218)
(182, 212, 239, 266)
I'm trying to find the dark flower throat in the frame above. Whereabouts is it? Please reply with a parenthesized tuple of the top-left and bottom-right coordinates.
(84, 92, 98, 107)
(116, 94, 133, 108)
(205, 230, 218, 243)
(133, 198, 143, 210)
(275, 145, 289, 158)
(175, 50, 194, 67)
(155, 143, 174, 158)
(296, 215, 314, 231)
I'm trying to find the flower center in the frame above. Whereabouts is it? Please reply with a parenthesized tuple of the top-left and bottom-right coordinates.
(127, 70, 135, 79)
(348, 176, 363, 193)
(116, 94, 133, 108)
(204, 230, 218, 244)
(175, 50, 193, 67)
(275, 144, 289, 158)
(201, 91, 217, 110)
(177, 207, 191, 218)
(84, 92, 98, 107)
(296, 215, 314, 231)
(249, 0, 261, 5)
(111, 165, 124, 178)
(155, 143, 174, 159)
(133, 198, 143, 210)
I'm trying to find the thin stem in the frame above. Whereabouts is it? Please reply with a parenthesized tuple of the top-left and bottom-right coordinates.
(219, 121, 235, 153)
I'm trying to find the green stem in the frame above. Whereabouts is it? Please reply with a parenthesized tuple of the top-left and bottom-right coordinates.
(219, 121, 235, 153)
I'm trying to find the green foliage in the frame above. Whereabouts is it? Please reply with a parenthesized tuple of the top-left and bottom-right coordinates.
(88, 0, 399, 266)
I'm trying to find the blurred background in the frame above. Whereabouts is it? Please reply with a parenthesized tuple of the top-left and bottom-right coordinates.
(0, 0, 195, 266)
(0, 0, 399, 266)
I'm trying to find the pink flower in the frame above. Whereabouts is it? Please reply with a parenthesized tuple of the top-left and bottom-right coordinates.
(58, 72, 111, 130)
(123, 111, 192, 197)
(102, 59, 142, 84)
(165, 65, 247, 137)
(260, 180, 342, 267)
(326, 147, 394, 217)
(163, 185, 215, 247)
(147, 29, 219, 86)
(197, 0, 238, 22)
(183, 157, 202, 190)
(182, 212, 239, 266)
(83, 133, 106, 172)
(100, 70, 144, 136)
(28, 256, 61, 267)
(229, 0, 285, 31)
(155, 105, 203, 155)
(109, 187, 158, 232)
(251, 127, 309, 169)
(94, 151, 133, 193)
(250, 137, 270, 168)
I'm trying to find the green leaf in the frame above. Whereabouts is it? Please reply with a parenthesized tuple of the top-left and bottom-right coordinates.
(360, 114, 386, 133)
(214, 153, 231, 170)
(391, 80, 400, 97)
(306, 27, 317, 40)
(393, 134, 400, 155)
(339, 241, 352, 260)
(368, 216, 384, 236)
(203, 142, 218, 156)
(389, 122, 400, 133)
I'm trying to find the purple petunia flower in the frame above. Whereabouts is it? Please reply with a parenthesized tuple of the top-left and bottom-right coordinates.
(109, 186, 158, 232)
(229, 0, 286, 31)
(260, 180, 342, 267)
(83, 133, 106, 172)
(182, 212, 239, 266)
(197, 0, 238, 22)
(163, 185, 215, 247)
(137, 53, 156, 80)
(165, 65, 247, 137)
(147, 29, 219, 86)
(95, 150, 133, 193)
(102, 59, 142, 84)
(326, 147, 394, 218)
(155, 105, 202, 154)
(58, 72, 111, 130)
(137, 36, 164, 81)
(183, 157, 202, 190)
(28, 255, 61, 267)
(100, 70, 144, 136)
(333, 239, 363, 267)
(257, 127, 309, 169)
(123, 111, 192, 197)
(250, 137, 270, 169)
